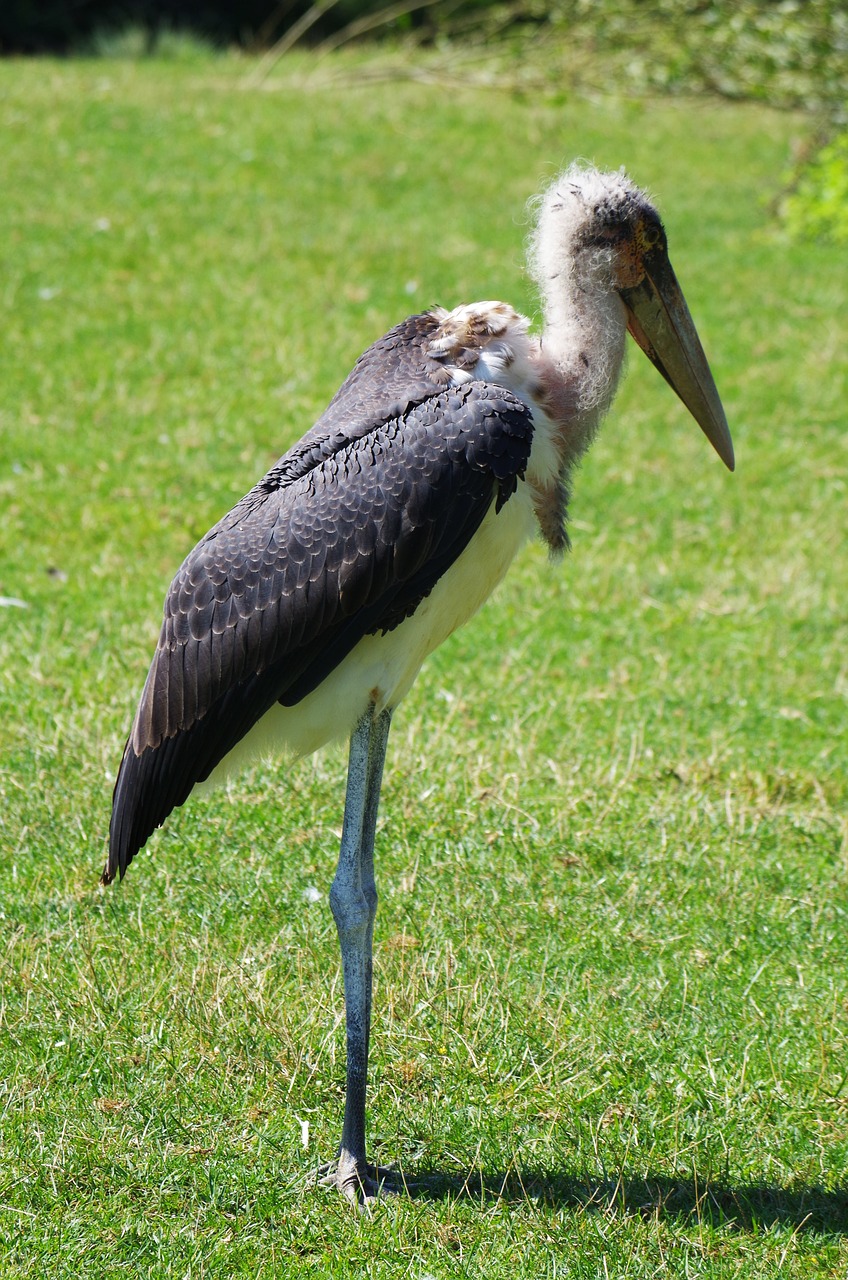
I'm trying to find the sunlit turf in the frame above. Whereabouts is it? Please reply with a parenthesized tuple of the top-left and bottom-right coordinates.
(0, 54, 846, 1277)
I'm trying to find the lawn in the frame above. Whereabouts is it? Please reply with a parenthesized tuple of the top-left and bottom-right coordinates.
(0, 51, 846, 1278)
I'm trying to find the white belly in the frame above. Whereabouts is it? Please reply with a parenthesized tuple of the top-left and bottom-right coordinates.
(207, 480, 536, 782)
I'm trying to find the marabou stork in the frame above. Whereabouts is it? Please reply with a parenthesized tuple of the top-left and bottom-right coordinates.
(104, 165, 734, 1203)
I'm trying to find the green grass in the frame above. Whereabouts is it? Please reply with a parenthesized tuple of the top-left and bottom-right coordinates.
(1, 52, 846, 1277)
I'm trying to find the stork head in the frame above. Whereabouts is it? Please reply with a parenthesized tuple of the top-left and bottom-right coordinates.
(534, 166, 734, 470)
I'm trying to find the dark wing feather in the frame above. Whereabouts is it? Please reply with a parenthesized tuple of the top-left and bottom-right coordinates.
(106, 329, 534, 883)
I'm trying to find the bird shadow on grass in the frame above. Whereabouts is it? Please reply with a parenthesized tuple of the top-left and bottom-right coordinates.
(400, 1167, 848, 1235)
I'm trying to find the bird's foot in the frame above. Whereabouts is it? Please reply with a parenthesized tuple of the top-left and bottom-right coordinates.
(316, 1153, 402, 1206)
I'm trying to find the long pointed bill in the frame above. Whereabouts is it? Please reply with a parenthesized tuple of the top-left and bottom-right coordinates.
(619, 251, 735, 471)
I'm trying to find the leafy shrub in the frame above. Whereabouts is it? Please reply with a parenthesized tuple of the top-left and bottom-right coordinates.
(782, 132, 848, 244)
(532, 0, 847, 118)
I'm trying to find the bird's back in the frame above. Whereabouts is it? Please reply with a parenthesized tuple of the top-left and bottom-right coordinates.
(106, 312, 536, 883)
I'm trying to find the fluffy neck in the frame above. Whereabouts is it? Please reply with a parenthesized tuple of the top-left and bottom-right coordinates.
(528, 172, 629, 432)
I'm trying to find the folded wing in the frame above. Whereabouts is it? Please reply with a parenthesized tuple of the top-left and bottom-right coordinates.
(106, 376, 534, 883)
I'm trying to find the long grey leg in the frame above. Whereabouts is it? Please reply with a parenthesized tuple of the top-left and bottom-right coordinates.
(359, 706, 391, 1057)
(325, 703, 392, 1202)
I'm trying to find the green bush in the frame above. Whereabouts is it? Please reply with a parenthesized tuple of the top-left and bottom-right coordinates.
(783, 131, 848, 244)
(534, 0, 847, 117)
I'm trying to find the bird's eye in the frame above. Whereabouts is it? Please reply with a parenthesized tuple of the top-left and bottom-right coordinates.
(639, 219, 665, 253)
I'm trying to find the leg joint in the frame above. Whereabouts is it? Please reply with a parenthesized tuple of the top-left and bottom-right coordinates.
(329, 880, 370, 937)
